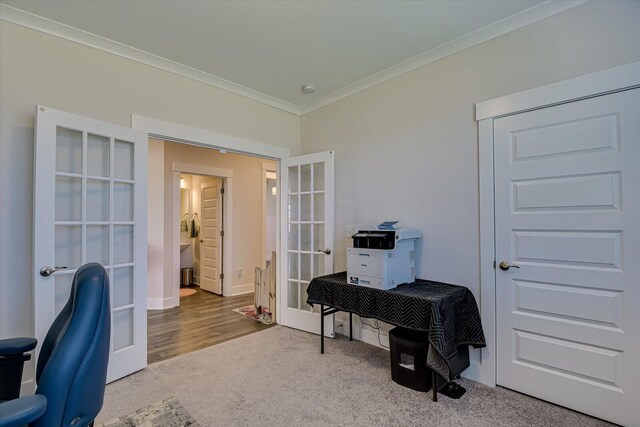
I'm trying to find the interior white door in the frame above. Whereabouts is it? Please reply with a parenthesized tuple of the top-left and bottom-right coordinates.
(280, 151, 334, 336)
(199, 181, 223, 295)
(494, 89, 640, 426)
(34, 106, 148, 383)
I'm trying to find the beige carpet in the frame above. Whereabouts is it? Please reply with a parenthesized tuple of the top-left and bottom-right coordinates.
(97, 326, 612, 427)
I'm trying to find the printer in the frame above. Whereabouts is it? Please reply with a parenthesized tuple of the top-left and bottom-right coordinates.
(347, 223, 422, 290)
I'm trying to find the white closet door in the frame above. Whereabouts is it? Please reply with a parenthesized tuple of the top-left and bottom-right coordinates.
(494, 89, 640, 426)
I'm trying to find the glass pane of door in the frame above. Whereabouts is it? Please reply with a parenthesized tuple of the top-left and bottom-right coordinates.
(53, 126, 137, 296)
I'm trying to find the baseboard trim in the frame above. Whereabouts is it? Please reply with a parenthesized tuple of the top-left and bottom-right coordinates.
(147, 296, 178, 310)
(461, 361, 485, 383)
(229, 282, 254, 296)
(334, 315, 391, 351)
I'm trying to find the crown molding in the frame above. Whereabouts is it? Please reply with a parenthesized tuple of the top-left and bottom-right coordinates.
(1, 1, 588, 117)
(299, 0, 589, 115)
(475, 60, 640, 120)
(0, 3, 302, 115)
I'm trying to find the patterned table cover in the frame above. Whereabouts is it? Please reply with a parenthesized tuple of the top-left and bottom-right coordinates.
(306, 272, 486, 380)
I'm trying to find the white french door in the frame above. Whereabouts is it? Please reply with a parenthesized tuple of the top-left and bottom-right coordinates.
(279, 151, 335, 336)
(494, 89, 640, 426)
(34, 106, 148, 383)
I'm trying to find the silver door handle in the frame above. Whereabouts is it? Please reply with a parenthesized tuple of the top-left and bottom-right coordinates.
(498, 261, 520, 271)
(40, 266, 68, 277)
(316, 249, 331, 255)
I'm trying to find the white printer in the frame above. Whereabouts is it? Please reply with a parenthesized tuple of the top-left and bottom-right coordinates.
(347, 223, 422, 290)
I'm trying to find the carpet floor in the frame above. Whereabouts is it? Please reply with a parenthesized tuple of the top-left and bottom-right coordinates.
(97, 326, 612, 427)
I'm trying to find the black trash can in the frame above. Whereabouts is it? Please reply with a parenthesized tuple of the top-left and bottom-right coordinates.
(389, 327, 433, 392)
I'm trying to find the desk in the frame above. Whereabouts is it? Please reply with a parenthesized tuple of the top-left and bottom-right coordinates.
(307, 272, 486, 401)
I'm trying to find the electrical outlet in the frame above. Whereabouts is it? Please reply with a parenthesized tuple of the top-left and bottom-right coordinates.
(237, 268, 243, 277)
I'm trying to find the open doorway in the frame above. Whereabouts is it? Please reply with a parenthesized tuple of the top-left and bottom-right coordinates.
(146, 138, 277, 363)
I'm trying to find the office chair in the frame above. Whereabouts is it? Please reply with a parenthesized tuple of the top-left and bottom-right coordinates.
(0, 263, 111, 427)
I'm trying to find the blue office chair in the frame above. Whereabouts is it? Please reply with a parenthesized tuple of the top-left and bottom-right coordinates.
(0, 263, 111, 427)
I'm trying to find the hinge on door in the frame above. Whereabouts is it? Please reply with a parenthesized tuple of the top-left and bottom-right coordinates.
(220, 230, 224, 237)
(220, 187, 225, 194)
(220, 273, 224, 280)
(493, 260, 496, 269)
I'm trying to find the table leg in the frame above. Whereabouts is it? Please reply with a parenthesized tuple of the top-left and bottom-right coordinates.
(320, 304, 324, 354)
(432, 370, 438, 402)
(349, 312, 353, 341)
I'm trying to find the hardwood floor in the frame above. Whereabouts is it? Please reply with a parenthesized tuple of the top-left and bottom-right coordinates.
(147, 287, 275, 364)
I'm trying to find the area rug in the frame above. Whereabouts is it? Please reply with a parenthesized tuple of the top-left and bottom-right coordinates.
(179, 288, 196, 297)
(232, 304, 273, 324)
(98, 397, 199, 426)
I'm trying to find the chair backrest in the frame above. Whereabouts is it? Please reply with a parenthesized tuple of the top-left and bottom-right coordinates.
(34, 263, 111, 427)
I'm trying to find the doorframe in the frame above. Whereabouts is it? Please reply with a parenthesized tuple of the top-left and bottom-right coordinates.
(172, 163, 232, 299)
(261, 162, 277, 269)
(131, 115, 289, 323)
(475, 61, 640, 387)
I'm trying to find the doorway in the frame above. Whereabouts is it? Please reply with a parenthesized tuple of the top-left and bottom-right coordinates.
(179, 173, 224, 295)
(146, 138, 279, 362)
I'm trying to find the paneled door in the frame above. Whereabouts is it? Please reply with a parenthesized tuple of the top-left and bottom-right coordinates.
(280, 151, 334, 336)
(199, 180, 223, 295)
(494, 89, 639, 426)
(34, 106, 148, 383)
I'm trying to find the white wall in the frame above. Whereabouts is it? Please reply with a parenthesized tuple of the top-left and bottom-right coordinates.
(265, 177, 277, 261)
(300, 1, 640, 356)
(147, 139, 165, 308)
(0, 20, 299, 339)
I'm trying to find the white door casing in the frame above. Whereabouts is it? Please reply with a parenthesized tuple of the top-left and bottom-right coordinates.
(199, 181, 223, 295)
(494, 90, 639, 426)
(279, 151, 335, 336)
(34, 106, 148, 383)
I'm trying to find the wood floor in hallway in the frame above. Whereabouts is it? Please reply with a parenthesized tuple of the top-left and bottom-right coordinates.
(147, 287, 275, 364)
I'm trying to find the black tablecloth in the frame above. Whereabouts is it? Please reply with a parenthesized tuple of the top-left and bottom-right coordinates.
(306, 272, 486, 380)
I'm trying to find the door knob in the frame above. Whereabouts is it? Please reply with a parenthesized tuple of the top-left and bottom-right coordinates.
(40, 266, 68, 277)
(498, 261, 520, 271)
(316, 248, 331, 255)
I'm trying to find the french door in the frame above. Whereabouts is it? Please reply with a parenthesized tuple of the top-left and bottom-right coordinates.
(34, 106, 148, 383)
(279, 151, 335, 336)
(494, 89, 640, 426)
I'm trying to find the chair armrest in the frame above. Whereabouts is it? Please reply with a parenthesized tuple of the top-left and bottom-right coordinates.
(0, 338, 37, 356)
(0, 395, 47, 427)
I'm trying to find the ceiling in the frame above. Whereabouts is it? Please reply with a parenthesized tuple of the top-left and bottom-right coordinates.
(1, 1, 582, 114)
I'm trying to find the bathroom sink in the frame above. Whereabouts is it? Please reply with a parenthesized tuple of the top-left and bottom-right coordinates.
(180, 243, 190, 251)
